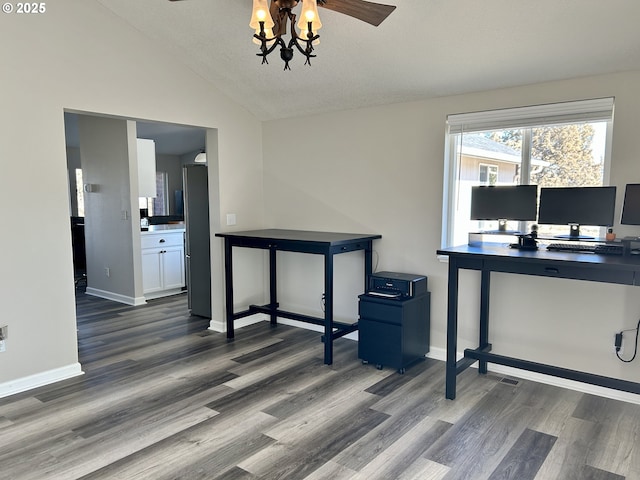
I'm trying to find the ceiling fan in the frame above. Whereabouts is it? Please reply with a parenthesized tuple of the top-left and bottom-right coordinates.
(169, 0, 397, 69)
(168, 0, 396, 27)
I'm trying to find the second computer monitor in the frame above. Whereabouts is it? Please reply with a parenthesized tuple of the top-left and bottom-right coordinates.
(621, 183, 640, 225)
(537, 186, 616, 239)
(470, 185, 538, 232)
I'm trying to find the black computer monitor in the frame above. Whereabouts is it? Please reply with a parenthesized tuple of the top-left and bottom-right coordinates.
(537, 186, 616, 239)
(470, 185, 538, 233)
(621, 184, 640, 225)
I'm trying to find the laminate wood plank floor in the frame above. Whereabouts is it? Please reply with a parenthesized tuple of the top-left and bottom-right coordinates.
(1, 292, 640, 479)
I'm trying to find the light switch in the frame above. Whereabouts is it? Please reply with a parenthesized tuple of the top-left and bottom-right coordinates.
(226, 213, 237, 226)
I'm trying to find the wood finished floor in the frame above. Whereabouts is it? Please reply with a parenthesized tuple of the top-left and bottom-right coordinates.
(1, 292, 640, 479)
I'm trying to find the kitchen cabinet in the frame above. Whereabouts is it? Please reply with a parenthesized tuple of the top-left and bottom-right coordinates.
(137, 138, 156, 198)
(141, 230, 185, 299)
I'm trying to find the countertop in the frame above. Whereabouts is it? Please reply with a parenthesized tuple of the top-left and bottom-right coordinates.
(141, 224, 185, 234)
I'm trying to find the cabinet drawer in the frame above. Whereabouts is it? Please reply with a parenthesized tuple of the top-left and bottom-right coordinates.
(359, 300, 403, 325)
(488, 259, 635, 285)
(141, 232, 184, 249)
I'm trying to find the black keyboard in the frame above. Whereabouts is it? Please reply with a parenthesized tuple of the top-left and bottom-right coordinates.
(546, 243, 596, 253)
(593, 244, 624, 255)
(546, 243, 623, 255)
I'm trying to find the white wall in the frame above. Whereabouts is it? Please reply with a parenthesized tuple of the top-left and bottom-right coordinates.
(262, 70, 640, 388)
(0, 0, 264, 392)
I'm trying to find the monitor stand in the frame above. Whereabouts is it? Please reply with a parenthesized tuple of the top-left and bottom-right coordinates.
(482, 219, 521, 235)
(484, 230, 522, 235)
(554, 223, 594, 240)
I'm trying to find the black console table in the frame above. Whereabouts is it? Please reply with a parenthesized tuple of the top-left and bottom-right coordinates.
(437, 244, 640, 400)
(215, 229, 381, 365)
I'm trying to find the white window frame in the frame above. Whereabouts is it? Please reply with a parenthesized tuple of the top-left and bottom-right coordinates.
(441, 98, 615, 248)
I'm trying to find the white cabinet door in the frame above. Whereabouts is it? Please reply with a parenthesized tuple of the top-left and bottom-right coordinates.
(141, 248, 163, 294)
(141, 231, 185, 297)
(162, 246, 185, 290)
(137, 138, 156, 198)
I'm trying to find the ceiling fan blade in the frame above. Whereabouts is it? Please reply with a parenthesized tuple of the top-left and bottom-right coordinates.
(319, 0, 396, 27)
(166, 0, 395, 26)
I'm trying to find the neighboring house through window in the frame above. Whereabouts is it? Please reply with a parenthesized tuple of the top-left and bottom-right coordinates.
(442, 98, 614, 247)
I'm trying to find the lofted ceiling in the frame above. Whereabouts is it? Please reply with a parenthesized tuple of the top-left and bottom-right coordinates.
(64, 113, 206, 156)
(95, 0, 640, 122)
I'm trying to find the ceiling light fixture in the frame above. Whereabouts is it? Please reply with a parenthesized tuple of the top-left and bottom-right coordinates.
(250, 0, 323, 70)
(194, 151, 207, 163)
(170, 0, 396, 69)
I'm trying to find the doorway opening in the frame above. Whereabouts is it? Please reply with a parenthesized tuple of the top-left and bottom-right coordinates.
(63, 111, 216, 332)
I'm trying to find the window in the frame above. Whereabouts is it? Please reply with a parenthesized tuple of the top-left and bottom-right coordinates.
(442, 98, 614, 247)
(139, 171, 169, 217)
(479, 164, 498, 185)
(75, 168, 85, 217)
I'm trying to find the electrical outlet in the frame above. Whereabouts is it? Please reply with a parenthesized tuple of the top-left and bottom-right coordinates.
(105, 267, 110, 277)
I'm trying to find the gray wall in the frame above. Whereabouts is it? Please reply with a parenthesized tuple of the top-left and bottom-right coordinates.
(78, 115, 143, 304)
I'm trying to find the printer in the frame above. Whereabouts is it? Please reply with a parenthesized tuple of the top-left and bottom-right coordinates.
(366, 271, 428, 299)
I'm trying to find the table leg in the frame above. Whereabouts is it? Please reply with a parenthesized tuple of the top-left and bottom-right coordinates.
(445, 257, 459, 400)
(479, 269, 491, 374)
(224, 240, 234, 339)
(323, 253, 334, 365)
(364, 241, 373, 290)
(269, 247, 277, 326)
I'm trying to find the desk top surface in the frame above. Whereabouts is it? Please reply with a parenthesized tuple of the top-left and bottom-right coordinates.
(216, 229, 381, 245)
(438, 243, 640, 268)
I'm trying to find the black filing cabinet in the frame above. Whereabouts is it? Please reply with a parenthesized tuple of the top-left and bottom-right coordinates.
(358, 292, 430, 373)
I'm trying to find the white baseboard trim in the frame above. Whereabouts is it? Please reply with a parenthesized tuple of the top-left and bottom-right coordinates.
(0, 363, 84, 399)
(85, 287, 146, 306)
(427, 347, 640, 405)
(144, 289, 185, 301)
(208, 313, 268, 333)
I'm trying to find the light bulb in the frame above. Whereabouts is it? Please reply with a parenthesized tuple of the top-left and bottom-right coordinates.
(297, 0, 322, 33)
(250, 0, 274, 29)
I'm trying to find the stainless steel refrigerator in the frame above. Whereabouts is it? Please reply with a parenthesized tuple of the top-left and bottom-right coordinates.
(183, 164, 211, 318)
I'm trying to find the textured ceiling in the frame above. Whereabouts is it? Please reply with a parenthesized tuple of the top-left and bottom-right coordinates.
(95, 0, 640, 121)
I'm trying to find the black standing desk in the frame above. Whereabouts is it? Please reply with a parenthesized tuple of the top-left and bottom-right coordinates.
(436, 244, 640, 400)
(216, 229, 381, 365)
